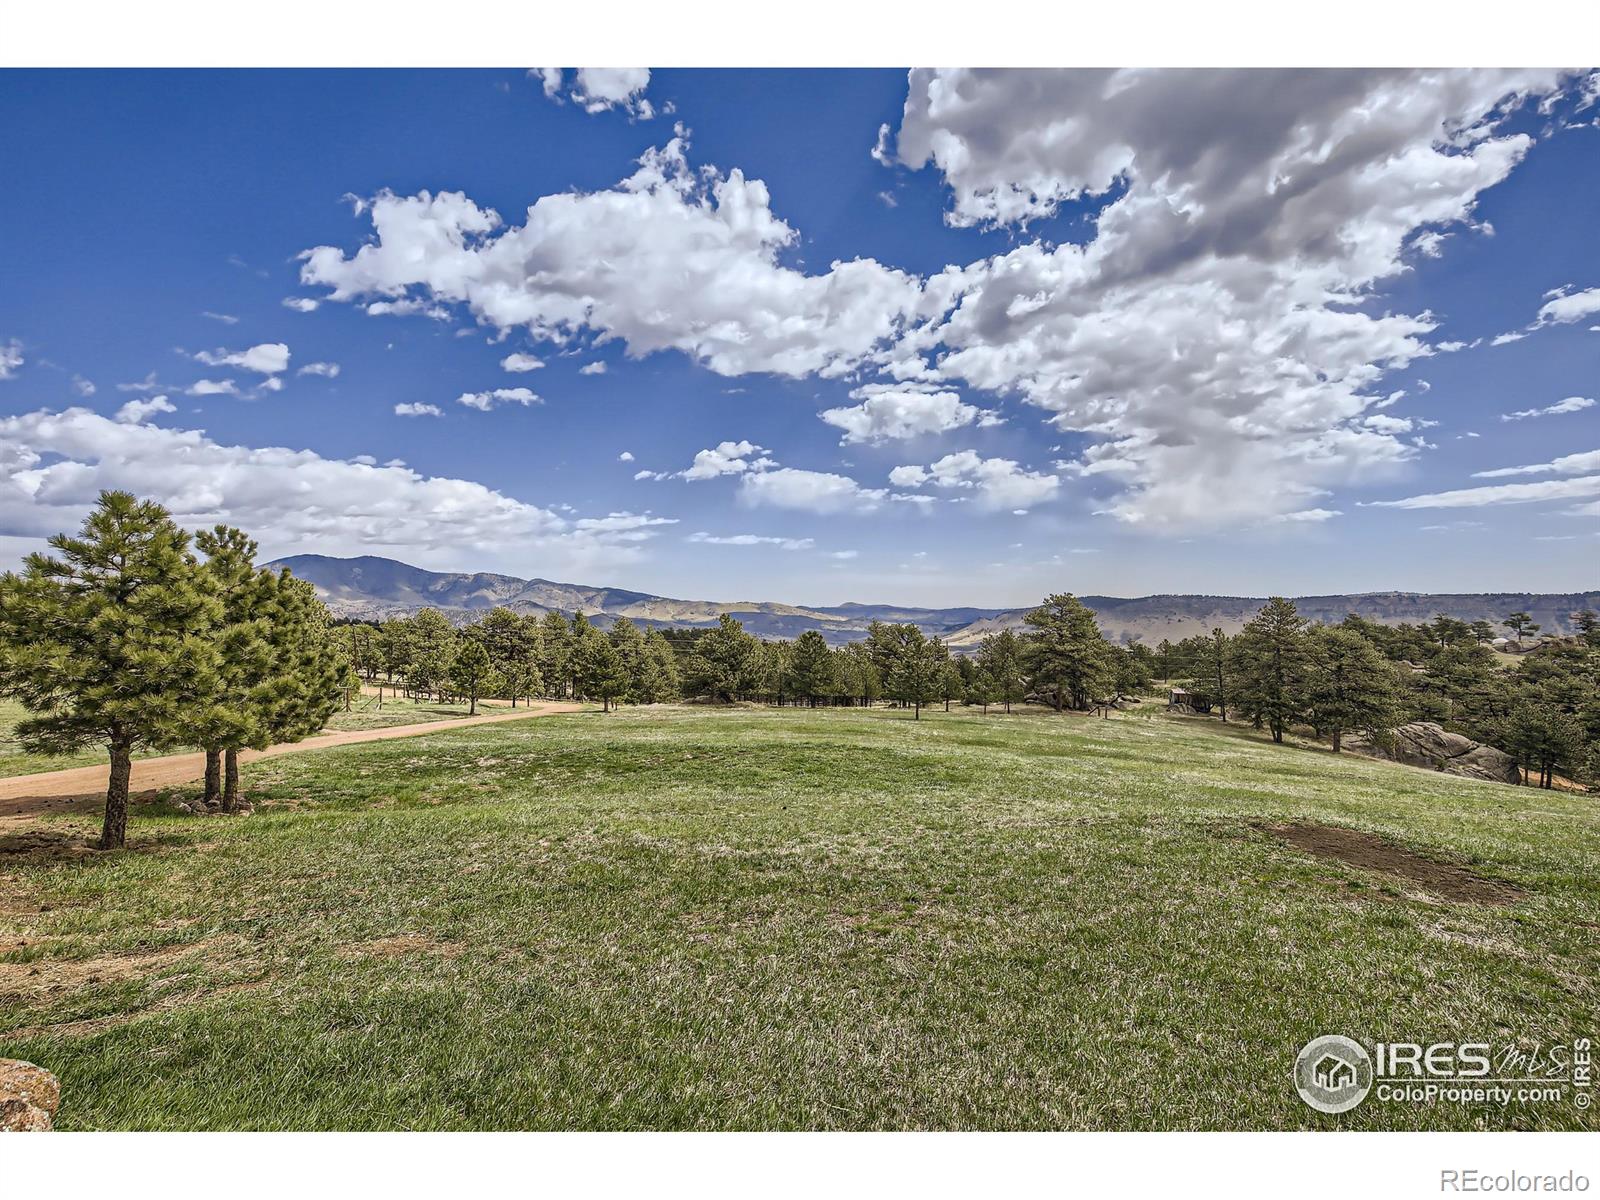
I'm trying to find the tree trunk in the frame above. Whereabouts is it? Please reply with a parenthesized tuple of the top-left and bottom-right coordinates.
(203, 749, 222, 807)
(1332, 729, 1342, 753)
(99, 741, 132, 851)
(223, 749, 241, 813)
(469, 694, 477, 715)
(913, 702, 920, 720)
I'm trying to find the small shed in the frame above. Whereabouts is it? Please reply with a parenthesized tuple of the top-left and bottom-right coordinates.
(1168, 687, 1195, 712)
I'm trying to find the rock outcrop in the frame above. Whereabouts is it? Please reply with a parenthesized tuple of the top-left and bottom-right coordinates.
(1348, 722, 1521, 785)
(0, 1059, 60, 1131)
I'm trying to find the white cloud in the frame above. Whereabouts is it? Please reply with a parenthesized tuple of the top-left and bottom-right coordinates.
(115, 395, 176, 424)
(193, 342, 290, 375)
(500, 352, 544, 373)
(889, 450, 1059, 512)
(825, 550, 859, 560)
(299, 138, 922, 380)
(1501, 396, 1595, 422)
(394, 402, 443, 417)
(455, 387, 541, 411)
(0, 340, 22, 381)
(71, 375, 96, 397)
(1473, 448, 1600, 478)
(654, 440, 774, 481)
(201, 311, 239, 325)
(618, 451, 634, 462)
(1269, 508, 1342, 523)
(578, 361, 607, 375)
(738, 467, 887, 514)
(282, 297, 320, 313)
(1490, 331, 1527, 346)
(687, 532, 815, 551)
(297, 361, 341, 378)
(535, 68, 654, 118)
(187, 379, 238, 396)
(1368, 475, 1600, 509)
(1534, 286, 1600, 327)
(877, 68, 1575, 528)
(819, 384, 994, 444)
(0, 407, 662, 573)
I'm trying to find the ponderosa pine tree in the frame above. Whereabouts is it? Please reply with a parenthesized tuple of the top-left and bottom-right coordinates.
(406, 608, 458, 700)
(1232, 597, 1310, 743)
(539, 610, 573, 699)
(608, 617, 648, 704)
(977, 629, 1026, 714)
(789, 630, 834, 706)
(576, 626, 626, 711)
(638, 630, 681, 703)
(1022, 593, 1114, 712)
(193, 525, 276, 810)
(883, 625, 944, 719)
(966, 666, 999, 713)
(0, 492, 222, 849)
(450, 638, 493, 715)
(1304, 626, 1398, 752)
(684, 613, 757, 702)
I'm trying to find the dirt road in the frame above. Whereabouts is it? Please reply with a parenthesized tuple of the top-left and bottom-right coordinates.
(0, 702, 583, 824)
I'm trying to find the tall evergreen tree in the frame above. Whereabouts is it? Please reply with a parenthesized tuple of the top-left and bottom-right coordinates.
(977, 629, 1026, 714)
(1022, 593, 1114, 712)
(539, 610, 574, 699)
(450, 638, 494, 715)
(883, 625, 944, 719)
(1304, 626, 1398, 752)
(607, 617, 649, 704)
(789, 630, 835, 706)
(638, 630, 682, 703)
(684, 614, 758, 702)
(0, 492, 222, 849)
(1232, 597, 1310, 743)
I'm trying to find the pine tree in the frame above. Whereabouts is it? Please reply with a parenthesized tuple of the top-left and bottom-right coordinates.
(192, 525, 276, 810)
(450, 637, 493, 715)
(1304, 626, 1398, 752)
(789, 630, 835, 706)
(607, 617, 648, 704)
(539, 610, 574, 699)
(965, 667, 999, 713)
(0, 492, 222, 849)
(977, 629, 1026, 714)
(684, 614, 757, 702)
(574, 626, 626, 711)
(1022, 594, 1114, 712)
(1232, 597, 1310, 743)
(638, 631, 682, 703)
(883, 625, 944, 719)
(406, 609, 458, 700)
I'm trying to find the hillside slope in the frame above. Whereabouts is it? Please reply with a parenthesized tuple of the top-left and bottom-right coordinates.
(267, 554, 1599, 645)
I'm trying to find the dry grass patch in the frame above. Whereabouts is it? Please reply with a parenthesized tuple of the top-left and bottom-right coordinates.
(1264, 822, 1525, 904)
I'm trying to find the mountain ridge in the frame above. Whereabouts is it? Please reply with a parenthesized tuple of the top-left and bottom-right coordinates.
(266, 554, 1600, 646)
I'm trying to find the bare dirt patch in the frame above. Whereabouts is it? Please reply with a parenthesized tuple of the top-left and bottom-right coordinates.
(1263, 822, 1525, 904)
(0, 934, 243, 999)
(0, 979, 268, 1041)
(338, 934, 465, 960)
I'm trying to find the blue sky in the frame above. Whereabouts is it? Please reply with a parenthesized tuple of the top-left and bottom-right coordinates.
(1, 68, 1596, 606)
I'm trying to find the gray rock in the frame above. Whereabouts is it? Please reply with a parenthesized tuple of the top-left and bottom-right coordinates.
(1348, 721, 1521, 785)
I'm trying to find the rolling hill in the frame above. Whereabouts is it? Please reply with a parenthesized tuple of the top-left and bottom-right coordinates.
(266, 554, 1600, 646)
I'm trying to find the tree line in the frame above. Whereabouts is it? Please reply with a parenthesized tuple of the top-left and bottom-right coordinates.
(0, 493, 350, 849)
(1154, 601, 1600, 787)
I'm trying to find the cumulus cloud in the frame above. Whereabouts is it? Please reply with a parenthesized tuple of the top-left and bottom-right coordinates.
(193, 342, 290, 375)
(819, 384, 997, 444)
(187, 379, 238, 396)
(618, 450, 634, 462)
(578, 361, 607, 375)
(455, 387, 541, 411)
(0, 407, 664, 573)
(532, 68, 655, 118)
(500, 352, 543, 373)
(0, 340, 22, 381)
(1501, 396, 1595, 422)
(115, 395, 177, 424)
(738, 467, 888, 514)
(282, 297, 320, 313)
(201, 311, 239, 325)
(889, 450, 1059, 512)
(394, 402, 443, 417)
(299, 138, 922, 380)
(876, 68, 1576, 528)
(297, 361, 341, 378)
(1534, 286, 1600, 327)
(687, 531, 815, 551)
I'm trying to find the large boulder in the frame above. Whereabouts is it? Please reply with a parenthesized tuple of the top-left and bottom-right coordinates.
(1349, 722, 1521, 785)
(0, 1059, 59, 1132)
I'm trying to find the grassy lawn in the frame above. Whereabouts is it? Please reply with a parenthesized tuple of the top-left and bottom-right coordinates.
(1, 705, 1595, 1130)
(0, 699, 186, 779)
(323, 694, 482, 732)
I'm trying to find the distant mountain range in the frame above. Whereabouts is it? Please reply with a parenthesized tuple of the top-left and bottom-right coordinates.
(266, 554, 1600, 647)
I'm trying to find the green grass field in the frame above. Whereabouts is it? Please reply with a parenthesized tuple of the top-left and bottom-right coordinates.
(1, 705, 1595, 1130)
